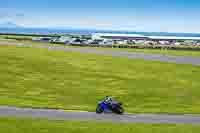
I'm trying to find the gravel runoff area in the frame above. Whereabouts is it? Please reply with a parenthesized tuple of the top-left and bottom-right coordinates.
(0, 106, 200, 124)
(0, 42, 200, 66)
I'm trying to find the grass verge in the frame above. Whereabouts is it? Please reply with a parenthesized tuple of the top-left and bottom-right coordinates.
(0, 117, 200, 133)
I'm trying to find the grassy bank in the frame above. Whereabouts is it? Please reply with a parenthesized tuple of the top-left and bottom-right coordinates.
(0, 117, 200, 133)
(0, 45, 200, 114)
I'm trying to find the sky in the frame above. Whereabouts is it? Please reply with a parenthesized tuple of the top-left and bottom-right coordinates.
(0, 0, 200, 33)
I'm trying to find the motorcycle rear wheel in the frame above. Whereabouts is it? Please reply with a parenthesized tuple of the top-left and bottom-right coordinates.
(114, 106, 124, 114)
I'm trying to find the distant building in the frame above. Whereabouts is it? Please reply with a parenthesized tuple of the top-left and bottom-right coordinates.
(158, 41, 170, 45)
(196, 43, 200, 46)
(149, 36, 200, 41)
(51, 36, 72, 43)
(133, 40, 145, 44)
(92, 33, 200, 42)
(174, 42, 181, 46)
(144, 41, 157, 45)
(92, 33, 148, 40)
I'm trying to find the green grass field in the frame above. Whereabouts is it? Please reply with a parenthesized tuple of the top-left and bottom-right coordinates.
(0, 45, 200, 114)
(0, 117, 200, 133)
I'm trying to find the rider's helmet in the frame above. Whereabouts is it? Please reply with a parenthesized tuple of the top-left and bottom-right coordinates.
(105, 96, 112, 103)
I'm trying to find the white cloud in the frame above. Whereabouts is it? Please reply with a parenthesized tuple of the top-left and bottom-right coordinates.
(0, 8, 25, 26)
(1, 8, 200, 33)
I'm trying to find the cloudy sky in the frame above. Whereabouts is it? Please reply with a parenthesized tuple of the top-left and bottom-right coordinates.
(0, 0, 200, 33)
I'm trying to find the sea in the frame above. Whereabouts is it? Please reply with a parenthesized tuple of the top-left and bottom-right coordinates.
(1, 27, 200, 37)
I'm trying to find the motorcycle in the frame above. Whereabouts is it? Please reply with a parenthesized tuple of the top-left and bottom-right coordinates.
(96, 100, 124, 114)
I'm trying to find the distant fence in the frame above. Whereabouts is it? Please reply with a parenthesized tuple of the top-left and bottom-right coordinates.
(68, 44, 200, 51)
(4, 37, 32, 41)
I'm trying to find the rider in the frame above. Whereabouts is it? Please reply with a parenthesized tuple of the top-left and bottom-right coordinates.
(104, 96, 113, 105)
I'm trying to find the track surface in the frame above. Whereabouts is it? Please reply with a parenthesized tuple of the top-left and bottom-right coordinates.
(1, 42, 200, 66)
(0, 106, 200, 124)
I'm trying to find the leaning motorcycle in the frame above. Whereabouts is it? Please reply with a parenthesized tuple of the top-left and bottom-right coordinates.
(96, 100, 124, 114)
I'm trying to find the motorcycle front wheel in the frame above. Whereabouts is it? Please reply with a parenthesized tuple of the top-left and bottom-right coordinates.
(96, 105, 103, 114)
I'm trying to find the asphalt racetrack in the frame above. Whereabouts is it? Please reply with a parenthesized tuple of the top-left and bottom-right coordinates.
(0, 106, 200, 124)
(0, 42, 200, 66)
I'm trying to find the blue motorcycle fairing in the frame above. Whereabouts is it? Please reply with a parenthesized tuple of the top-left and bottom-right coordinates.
(98, 101, 112, 113)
